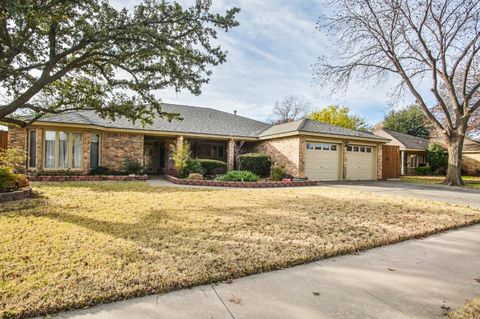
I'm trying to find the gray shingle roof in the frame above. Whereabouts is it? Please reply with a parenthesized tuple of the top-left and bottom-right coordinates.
(259, 118, 387, 141)
(39, 104, 270, 138)
(37, 104, 387, 142)
(383, 130, 430, 150)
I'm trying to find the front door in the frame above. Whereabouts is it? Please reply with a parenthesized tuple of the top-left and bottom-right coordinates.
(144, 144, 155, 173)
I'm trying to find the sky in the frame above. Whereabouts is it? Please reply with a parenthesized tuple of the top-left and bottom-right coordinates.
(112, 0, 421, 125)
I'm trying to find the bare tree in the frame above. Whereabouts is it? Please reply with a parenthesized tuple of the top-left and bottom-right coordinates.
(315, 0, 480, 186)
(271, 96, 311, 124)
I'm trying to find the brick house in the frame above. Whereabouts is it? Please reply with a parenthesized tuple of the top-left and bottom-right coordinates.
(8, 103, 389, 181)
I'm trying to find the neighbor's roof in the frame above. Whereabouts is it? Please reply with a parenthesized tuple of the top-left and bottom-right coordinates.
(464, 138, 480, 152)
(36, 104, 387, 141)
(383, 130, 430, 150)
(37, 104, 270, 138)
(258, 118, 387, 141)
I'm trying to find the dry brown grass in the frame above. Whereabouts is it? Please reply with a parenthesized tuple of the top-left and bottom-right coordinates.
(1, 182, 480, 318)
(401, 175, 480, 189)
(447, 297, 480, 319)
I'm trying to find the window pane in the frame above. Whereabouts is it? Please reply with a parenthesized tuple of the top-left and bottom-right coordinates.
(315, 144, 322, 150)
(360, 147, 365, 152)
(331, 145, 337, 151)
(59, 131, 68, 168)
(323, 144, 329, 150)
(29, 131, 36, 168)
(45, 131, 56, 168)
(72, 133, 82, 168)
(90, 134, 100, 169)
(347, 146, 352, 152)
(366, 148, 372, 153)
(306, 143, 314, 150)
(353, 146, 359, 152)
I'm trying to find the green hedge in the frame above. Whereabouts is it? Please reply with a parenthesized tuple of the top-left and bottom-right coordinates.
(238, 153, 271, 177)
(415, 166, 432, 175)
(196, 159, 227, 176)
(215, 170, 259, 182)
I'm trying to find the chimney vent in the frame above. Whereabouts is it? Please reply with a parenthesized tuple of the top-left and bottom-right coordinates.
(234, 110, 237, 115)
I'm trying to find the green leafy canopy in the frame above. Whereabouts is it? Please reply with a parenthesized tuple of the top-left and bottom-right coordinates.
(383, 105, 431, 139)
(309, 105, 370, 131)
(0, 0, 239, 126)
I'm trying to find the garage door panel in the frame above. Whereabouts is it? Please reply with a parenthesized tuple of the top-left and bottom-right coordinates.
(346, 145, 375, 180)
(305, 142, 340, 181)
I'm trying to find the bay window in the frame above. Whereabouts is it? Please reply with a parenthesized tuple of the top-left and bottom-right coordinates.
(44, 131, 83, 169)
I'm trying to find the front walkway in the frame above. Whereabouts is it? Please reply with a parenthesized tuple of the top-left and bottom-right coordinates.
(56, 225, 480, 319)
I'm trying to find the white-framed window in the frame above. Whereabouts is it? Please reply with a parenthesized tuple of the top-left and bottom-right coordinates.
(90, 133, 100, 169)
(306, 143, 314, 150)
(44, 130, 83, 169)
(28, 130, 37, 168)
(347, 145, 373, 153)
(307, 143, 338, 151)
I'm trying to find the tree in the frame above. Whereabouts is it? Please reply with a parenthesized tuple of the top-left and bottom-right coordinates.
(427, 143, 448, 175)
(271, 95, 311, 124)
(0, 0, 239, 126)
(309, 105, 370, 131)
(383, 105, 431, 138)
(315, 0, 480, 186)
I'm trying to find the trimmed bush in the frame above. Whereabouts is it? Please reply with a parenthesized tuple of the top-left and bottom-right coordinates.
(271, 164, 287, 181)
(182, 160, 204, 178)
(187, 173, 204, 180)
(124, 159, 144, 175)
(427, 143, 448, 175)
(89, 166, 111, 175)
(197, 159, 227, 176)
(15, 174, 29, 188)
(415, 166, 432, 175)
(238, 153, 271, 177)
(0, 167, 18, 192)
(215, 170, 259, 182)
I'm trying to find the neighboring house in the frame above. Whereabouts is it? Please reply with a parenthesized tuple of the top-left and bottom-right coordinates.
(374, 129, 429, 175)
(375, 128, 480, 176)
(8, 103, 389, 181)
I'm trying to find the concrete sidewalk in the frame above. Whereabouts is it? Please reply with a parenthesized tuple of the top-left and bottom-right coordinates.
(56, 225, 480, 319)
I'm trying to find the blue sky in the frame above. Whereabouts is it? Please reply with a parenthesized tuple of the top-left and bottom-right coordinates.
(113, 0, 419, 125)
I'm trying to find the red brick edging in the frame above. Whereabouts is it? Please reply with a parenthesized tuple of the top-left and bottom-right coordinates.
(165, 175, 318, 188)
(0, 187, 33, 203)
(28, 175, 148, 182)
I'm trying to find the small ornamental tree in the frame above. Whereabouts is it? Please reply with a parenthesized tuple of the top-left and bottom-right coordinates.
(427, 143, 448, 175)
(169, 140, 191, 177)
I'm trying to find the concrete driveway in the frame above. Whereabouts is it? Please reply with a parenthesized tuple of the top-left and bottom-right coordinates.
(322, 180, 480, 208)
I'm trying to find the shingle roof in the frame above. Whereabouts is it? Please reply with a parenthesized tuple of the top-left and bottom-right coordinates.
(259, 118, 387, 141)
(464, 138, 480, 152)
(383, 130, 430, 150)
(37, 104, 387, 142)
(39, 104, 270, 138)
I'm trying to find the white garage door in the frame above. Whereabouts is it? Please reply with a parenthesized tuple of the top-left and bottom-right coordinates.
(346, 145, 375, 180)
(305, 142, 340, 181)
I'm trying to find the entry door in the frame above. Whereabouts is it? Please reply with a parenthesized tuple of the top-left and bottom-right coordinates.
(304, 142, 340, 181)
(143, 144, 155, 173)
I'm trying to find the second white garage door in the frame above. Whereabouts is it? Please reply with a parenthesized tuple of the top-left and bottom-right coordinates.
(305, 142, 340, 181)
(346, 145, 375, 180)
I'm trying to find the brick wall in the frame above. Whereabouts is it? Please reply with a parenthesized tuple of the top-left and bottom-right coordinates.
(101, 132, 144, 171)
(8, 127, 27, 168)
(255, 136, 301, 177)
(462, 153, 480, 175)
(376, 144, 383, 180)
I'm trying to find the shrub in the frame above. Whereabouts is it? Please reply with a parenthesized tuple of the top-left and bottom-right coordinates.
(187, 173, 204, 180)
(89, 166, 110, 175)
(271, 164, 287, 181)
(0, 167, 18, 192)
(170, 141, 191, 177)
(215, 170, 259, 182)
(182, 159, 204, 178)
(14, 174, 29, 188)
(197, 159, 227, 176)
(427, 143, 448, 175)
(238, 153, 271, 177)
(0, 147, 26, 172)
(415, 166, 432, 175)
(124, 159, 144, 175)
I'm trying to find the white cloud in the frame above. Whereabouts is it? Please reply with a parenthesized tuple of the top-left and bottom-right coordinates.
(111, 0, 427, 124)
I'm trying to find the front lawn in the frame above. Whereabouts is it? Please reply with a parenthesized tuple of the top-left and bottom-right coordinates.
(401, 175, 480, 189)
(1, 182, 480, 318)
(447, 296, 480, 319)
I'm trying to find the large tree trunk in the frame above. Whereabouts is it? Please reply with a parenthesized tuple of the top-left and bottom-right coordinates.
(444, 135, 465, 186)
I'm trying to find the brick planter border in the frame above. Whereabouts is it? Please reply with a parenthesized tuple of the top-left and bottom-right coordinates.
(0, 187, 33, 203)
(28, 175, 148, 182)
(165, 175, 318, 188)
